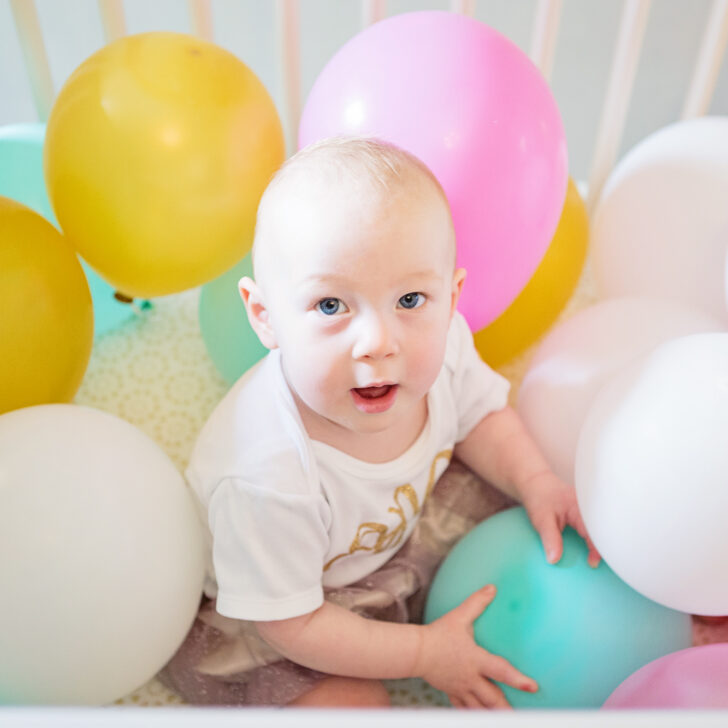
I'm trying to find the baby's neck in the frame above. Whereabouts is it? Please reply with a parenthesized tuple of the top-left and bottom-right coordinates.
(295, 395, 428, 464)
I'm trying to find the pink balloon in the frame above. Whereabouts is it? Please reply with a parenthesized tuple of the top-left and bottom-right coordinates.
(299, 11, 568, 331)
(603, 644, 728, 709)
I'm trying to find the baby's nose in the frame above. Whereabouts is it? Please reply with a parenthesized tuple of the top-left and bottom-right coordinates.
(352, 314, 398, 360)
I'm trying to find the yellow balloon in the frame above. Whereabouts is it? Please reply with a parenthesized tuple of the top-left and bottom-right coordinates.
(473, 179, 589, 367)
(45, 33, 285, 299)
(0, 197, 93, 414)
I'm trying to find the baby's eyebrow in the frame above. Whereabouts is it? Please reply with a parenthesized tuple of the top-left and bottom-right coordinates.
(295, 275, 355, 298)
(301, 270, 442, 287)
(299, 273, 350, 287)
(402, 270, 442, 282)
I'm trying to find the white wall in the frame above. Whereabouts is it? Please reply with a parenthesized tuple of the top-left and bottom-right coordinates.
(1, 0, 727, 181)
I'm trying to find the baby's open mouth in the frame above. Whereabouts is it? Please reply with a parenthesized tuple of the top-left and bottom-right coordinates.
(353, 385, 394, 399)
(350, 384, 398, 413)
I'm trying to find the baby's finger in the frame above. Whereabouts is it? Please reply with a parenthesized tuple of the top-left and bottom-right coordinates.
(567, 508, 601, 568)
(586, 539, 602, 568)
(481, 653, 538, 694)
(455, 584, 497, 625)
(532, 510, 563, 564)
(587, 547, 601, 568)
(579, 523, 602, 568)
(449, 696, 465, 709)
(468, 681, 512, 710)
(461, 693, 486, 709)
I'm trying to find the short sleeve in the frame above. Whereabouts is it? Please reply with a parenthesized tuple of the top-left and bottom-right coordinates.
(447, 312, 511, 442)
(208, 477, 331, 621)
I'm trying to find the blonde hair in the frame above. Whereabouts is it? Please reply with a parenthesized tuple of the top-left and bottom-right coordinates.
(252, 136, 452, 278)
(266, 136, 446, 197)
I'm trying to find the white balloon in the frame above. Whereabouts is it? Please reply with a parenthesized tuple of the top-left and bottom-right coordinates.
(517, 297, 723, 483)
(575, 333, 728, 615)
(0, 405, 206, 705)
(592, 116, 728, 323)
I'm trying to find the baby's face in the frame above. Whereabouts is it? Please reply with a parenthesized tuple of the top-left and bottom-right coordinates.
(255, 181, 463, 439)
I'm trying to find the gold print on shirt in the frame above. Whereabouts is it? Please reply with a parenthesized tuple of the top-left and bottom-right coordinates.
(323, 449, 452, 572)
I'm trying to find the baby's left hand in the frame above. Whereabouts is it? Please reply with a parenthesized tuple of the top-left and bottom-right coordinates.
(521, 471, 600, 568)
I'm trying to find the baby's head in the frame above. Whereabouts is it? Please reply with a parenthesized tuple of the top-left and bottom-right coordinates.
(240, 137, 465, 438)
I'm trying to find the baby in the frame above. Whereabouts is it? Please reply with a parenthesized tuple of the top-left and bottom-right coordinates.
(162, 137, 598, 709)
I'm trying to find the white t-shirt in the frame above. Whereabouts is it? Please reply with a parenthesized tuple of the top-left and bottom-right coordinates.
(186, 312, 510, 621)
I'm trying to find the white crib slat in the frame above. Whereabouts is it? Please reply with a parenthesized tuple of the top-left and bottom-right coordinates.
(450, 0, 475, 15)
(188, 0, 213, 41)
(362, 0, 386, 27)
(276, 0, 301, 156)
(9, 0, 54, 122)
(587, 0, 652, 213)
(98, 0, 126, 43)
(530, 0, 562, 83)
(681, 0, 728, 119)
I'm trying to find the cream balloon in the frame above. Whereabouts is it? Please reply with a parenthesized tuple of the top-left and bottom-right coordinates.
(0, 405, 206, 705)
(575, 333, 728, 615)
(592, 117, 728, 324)
(517, 297, 723, 484)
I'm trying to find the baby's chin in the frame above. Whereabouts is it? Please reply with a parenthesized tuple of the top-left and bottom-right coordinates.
(342, 413, 402, 435)
(345, 393, 428, 432)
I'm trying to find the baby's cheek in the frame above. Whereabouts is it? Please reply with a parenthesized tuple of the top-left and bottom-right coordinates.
(409, 335, 446, 390)
(298, 346, 343, 395)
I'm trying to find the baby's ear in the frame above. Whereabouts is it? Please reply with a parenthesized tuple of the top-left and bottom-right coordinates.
(239, 276, 278, 349)
(450, 267, 466, 316)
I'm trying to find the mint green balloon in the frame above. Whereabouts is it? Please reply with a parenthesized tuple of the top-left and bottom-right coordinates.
(424, 507, 692, 708)
(199, 255, 268, 385)
(0, 123, 139, 336)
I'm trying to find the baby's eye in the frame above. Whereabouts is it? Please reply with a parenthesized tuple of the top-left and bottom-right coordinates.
(316, 297, 348, 316)
(398, 292, 425, 310)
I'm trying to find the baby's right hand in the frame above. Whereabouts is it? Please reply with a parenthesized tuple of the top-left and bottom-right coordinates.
(417, 584, 538, 709)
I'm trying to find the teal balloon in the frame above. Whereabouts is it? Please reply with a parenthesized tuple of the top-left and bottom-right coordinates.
(0, 123, 139, 336)
(199, 255, 268, 385)
(424, 507, 692, 708)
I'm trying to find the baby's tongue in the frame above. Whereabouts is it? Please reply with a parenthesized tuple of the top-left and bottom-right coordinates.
(355, 385, 391, 399)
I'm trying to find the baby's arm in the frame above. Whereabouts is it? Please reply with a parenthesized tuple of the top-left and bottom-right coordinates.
(257, 585, 538, 708)
(454, 405, 599, 566)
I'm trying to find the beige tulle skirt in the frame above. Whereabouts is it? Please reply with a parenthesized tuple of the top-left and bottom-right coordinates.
(159, 459, 515, 706)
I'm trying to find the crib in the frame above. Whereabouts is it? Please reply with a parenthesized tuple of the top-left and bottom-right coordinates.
(2, 0, 728, 724)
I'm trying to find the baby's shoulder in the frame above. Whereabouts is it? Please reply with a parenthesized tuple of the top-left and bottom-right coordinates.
(186, 353, 317, 502)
